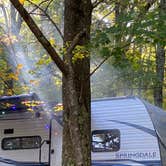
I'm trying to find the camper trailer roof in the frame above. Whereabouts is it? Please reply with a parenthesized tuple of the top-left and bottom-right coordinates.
(55, 96, 166, 145)
(0, 93, 42, 115)
(91, 95, 135, 102)
(92, 96, 166, 132)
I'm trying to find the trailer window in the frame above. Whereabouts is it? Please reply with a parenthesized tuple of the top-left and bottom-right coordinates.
(92, 129, 120, 152)
(2, 136, 41, 150)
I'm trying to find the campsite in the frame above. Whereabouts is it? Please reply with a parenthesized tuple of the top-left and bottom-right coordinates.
(0, 0, 165, 165)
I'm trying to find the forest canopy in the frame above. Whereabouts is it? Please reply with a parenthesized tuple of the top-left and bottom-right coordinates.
(0, 0, 165, 107)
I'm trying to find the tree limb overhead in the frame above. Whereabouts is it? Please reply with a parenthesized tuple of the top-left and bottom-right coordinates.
(9, 0, 68, 76)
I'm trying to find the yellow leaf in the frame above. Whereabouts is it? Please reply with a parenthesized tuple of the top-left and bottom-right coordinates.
(49, 38, 56, 46)
(37, 58, 45, 65)
(54, 103, 63, 112)
(19, 0, 25, 5)
(17, 64, 23, 70)
(55, 79, 62, 86)
(22, 86, 30, 91)
(8, 73, 19, 81)
(29, 80, 39, 86)
(7, 90, 13, 96)
(27, 108, 34, 112)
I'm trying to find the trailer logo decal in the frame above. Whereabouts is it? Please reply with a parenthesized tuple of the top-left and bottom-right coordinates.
(116, 151, 157, 159)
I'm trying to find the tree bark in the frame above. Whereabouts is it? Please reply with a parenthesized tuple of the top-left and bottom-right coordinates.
(153, 0, 166, 108)
(62, 0, 92, 165)
(154, 44, 165, 107)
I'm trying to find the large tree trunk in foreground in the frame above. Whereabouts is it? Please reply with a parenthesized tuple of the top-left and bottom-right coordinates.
(62, 0, 92, 165)
(9, 0, 93, 165)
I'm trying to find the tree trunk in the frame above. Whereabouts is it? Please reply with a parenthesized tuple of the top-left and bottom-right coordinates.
(154, 44, 165, 107)
(62, 0, 92, 165)
(2, 4, 23, 95)
(153, 0, 166, 108)
(9, 0, 92, 165)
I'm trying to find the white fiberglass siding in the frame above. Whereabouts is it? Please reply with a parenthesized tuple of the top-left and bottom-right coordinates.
(91, 97, 161, 162)
(50, 119, 62, 166)
(0, 118, 49, 163)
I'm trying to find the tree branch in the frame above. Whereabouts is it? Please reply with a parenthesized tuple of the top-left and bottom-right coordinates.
(29, 0, 49, 13)
(9, 0, 68, 76)
(28, 0, 64, 41)
(0, 4, 9, 33)
(90, 56, 109, 77)
(45, 0, 54, 12)
(100, 9, 114, 22)
(28, 0, 49, 13)
(92, 0, 106, 8)
(66, 28, 86, 56)
(90, 42, 132, 77)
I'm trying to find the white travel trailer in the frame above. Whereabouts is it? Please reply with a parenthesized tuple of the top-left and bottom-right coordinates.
(91, 97, 165, 166)
(0, 94, 166, 166)
(0, 93, 62, 166)
(54, 96, 166, 166)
